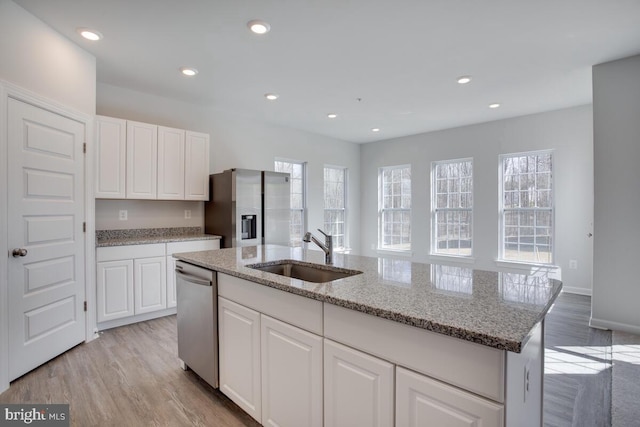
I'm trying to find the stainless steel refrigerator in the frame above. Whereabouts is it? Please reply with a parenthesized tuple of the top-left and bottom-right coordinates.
(204, 169, 291, 248)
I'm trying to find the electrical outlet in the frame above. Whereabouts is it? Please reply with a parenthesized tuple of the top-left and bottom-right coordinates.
(524, 362, 531, 403)
(184, 210, 191, 219)
(119, 210, 128, 221)
(569, 260, 578, 269)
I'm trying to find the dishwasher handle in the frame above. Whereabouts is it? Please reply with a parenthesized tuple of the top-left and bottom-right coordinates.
(175, 268, 212, 286)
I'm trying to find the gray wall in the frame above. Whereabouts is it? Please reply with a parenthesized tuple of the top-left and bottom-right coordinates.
(0, 0, 97, 393)
(592, 54, 640, 333)
(96, 83, 362, 253)
(359, 105, 594, 294)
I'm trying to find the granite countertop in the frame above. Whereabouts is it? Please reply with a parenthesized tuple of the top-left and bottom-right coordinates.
(96, 227, 221, 247)
(174, 245, 562, 353)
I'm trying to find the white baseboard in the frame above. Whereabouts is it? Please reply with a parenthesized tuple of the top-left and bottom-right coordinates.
(97, 307, 177, 331)
(561, 286, 592, 296)
(589, 317, 640, 335)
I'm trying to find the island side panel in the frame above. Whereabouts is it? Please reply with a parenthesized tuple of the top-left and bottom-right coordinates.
(505, 321, 544, 427)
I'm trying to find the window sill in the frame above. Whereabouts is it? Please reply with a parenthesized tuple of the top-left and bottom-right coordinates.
(429, 254, 476, 265)
(376, 248, 413, 257)
(495, 259, 560, 271)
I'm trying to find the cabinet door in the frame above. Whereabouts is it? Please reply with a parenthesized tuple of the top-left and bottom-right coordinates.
(184, 131, 210, 200)
(96, 260, 134, 322)
(219, 297, 262, 423)
(396, 367, 504, 427)
(126, 120, 157, 199)
(261, 314, 322, 427)
(324, 339, 394, 427)
(134, 256, 167, 314)
(95, 116, 126, 199)
(157, 126, 185, 200)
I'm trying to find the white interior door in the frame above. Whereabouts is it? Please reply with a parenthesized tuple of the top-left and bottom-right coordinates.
(7, 98, 86, 381)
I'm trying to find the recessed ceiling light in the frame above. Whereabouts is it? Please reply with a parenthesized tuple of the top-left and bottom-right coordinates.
(489, 103, 501, 109)
(372, 128, 380, 132)
(327, 113, 337, 119)
(179, 67, 198, 77)
(264, 93, 279, 101)
(77, 28, 102, 41)
(457, 75, 472, 84)
(248, 20, 271, 34)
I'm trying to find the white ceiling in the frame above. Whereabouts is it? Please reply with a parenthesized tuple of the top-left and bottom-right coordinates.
(14, 0, 640, 143)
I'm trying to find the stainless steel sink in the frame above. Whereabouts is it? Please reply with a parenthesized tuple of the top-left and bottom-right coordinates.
(247, 260, 362, 283)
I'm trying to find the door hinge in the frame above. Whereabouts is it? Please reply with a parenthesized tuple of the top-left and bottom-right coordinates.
(83, 222, 86, 232)
(84, 301, 87, 312)
(83, 143, 86, 153)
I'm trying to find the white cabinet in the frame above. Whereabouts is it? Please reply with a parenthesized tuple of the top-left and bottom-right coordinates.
(185, 131, 210, 201)
(96, 115, 209, 200)
(96, 259, 134, 322)
(324, 339, 394, 427)
(218, 297, 262, 422)
(261, 314, 323, 427)
(396, 366, 504, 427)
(126, 120, 158, 199)
(157, 126, 185, 200)
(95, 116, 126, 199)
(166, 240, 220, 308)
(133, 256, 167, 315)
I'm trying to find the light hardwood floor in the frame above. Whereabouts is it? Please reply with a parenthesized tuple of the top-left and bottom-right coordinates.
(0, 293, 611, 426)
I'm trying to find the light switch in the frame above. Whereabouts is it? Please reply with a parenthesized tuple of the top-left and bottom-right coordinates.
(184, 210, 192, 219)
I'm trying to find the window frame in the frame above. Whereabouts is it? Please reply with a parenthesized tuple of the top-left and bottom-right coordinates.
(323, 165, 348, 251)
(430, 157, 474, 258)
(275, 158, 307, 247)
(498, 149, 555, 265)
(377, 164, 412, 253)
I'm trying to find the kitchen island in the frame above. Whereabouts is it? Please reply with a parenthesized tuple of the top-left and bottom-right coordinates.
(174, 245, 562, 427)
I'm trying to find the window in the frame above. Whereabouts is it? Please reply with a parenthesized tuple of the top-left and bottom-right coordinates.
(378, 165, 411, 251)
(500, 151, 553, 264)
(431, 159, 473, 257)
(324, 166, 347, 250)
(275, 160, 306, 246)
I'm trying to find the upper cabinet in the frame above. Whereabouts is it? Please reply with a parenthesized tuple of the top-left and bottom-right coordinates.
(95, 116, 127, 198)
(95, 115, 210, 201)
(185, 131, 210, 200)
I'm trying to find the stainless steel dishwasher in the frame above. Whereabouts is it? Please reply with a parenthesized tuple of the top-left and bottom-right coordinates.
(175, 260, 218, 388)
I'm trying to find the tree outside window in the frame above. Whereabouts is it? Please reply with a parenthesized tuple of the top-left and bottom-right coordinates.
(432, 159, 473, 257)
(379, 165, 411, 251)
(324, 166, 347, 250)
(275, 160, 306, 246)
(500, 151, 554, 264)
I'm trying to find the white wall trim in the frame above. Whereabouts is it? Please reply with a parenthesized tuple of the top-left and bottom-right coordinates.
(0, 80, 96, 391)
(561, 286, 592, 296)
(589, 317, 640, 335)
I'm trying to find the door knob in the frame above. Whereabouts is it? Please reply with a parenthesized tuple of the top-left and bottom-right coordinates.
(12, 248, 28, 257)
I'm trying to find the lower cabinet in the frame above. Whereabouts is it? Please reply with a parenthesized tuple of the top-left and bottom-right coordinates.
(133, 256, 166, 315)
(324, 339, 394, 427)
(96, 259, 134, 322)
(396, 366, 504, 427)
(218, 296, 323, 427)
(97, 239, 219, 329)
(218, 297, 262, 422)
(261, 315, 323, 427)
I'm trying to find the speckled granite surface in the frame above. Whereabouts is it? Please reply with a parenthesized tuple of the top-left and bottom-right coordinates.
(174, 245, 562, 353)
(96, 227, 221, 247)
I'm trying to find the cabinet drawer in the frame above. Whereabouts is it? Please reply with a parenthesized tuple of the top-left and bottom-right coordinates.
(218, 273, 323, 335)
(97, 243, 166, 261)
(167, 239, 219, 255)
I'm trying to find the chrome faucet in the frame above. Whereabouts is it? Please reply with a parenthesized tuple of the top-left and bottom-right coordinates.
(303, 229, 333, 264)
